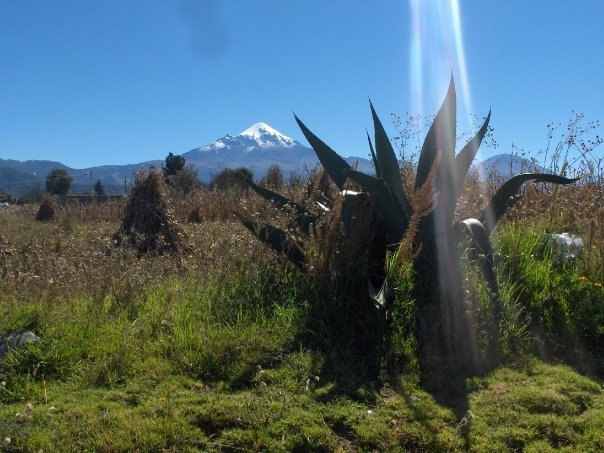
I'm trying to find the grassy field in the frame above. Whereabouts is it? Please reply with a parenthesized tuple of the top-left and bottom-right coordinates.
(1, 178, 603, 452)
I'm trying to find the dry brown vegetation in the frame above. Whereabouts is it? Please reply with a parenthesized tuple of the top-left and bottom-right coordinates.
(0, 192, 277, 304)
(1, 169, 601, 304)
(0, 165, 367, 306)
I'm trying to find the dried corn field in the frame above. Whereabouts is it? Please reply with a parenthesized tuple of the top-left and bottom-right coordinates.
(0, 193, 286, 303)
(1, 175, 603, 303)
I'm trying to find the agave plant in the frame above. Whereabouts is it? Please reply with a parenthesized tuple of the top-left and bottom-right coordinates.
(237, 76, 577, 375)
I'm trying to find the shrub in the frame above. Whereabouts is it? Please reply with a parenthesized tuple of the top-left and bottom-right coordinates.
(162, 152, 185, 176)
(167, 163, 200, 195)
(187, 205, 203, 223)
(162, 152, 200, 195)
(260, 163, 285, 191)
(210, 167, 253, 192)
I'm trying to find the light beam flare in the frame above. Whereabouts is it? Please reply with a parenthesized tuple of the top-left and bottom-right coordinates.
(409, 0, 473, 122)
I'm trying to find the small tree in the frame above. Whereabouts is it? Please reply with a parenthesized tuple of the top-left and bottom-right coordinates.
(209, 167, 254, 192)
(287, 170, 304, 188)
(162, 153, 200, 195)
(260, 163, 284, 190)
(93, 179, 105, 196)
(46, 168, 73, 195)
(167, 164, 200, 195)
(163, 153, 185, 177)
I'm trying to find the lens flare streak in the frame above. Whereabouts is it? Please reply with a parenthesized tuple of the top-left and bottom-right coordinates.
(409, 0, 473, 122)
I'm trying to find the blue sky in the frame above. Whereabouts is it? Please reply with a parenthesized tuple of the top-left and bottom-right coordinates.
(0, 1, 602, 168)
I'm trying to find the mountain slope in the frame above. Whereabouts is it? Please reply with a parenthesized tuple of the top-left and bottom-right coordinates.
(183, 122, 372, 182)
(0, 166, 43, 196)
(472, 153, 543, 180)
(0, 158, 160, 196)
(0, 122, 372, 195)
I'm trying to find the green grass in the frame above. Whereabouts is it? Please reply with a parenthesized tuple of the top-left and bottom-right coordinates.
(468, 359, 604, 452)
(495, 222, 604, 374)
(2, 266, 603, 452)
(1, 201, 604, 451)
(2, 348, 603, 451)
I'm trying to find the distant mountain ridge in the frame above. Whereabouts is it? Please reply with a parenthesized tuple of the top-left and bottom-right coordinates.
(0, 165, 42, 195)
(0, 158, 159, 196)
(0, 122, 373, 196)
(472, 154, 543, 180)
(1, 123, 532, 196)
(181, 122, 320, 183)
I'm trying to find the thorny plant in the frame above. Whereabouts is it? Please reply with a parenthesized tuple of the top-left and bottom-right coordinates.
(236, 76, 578, 380)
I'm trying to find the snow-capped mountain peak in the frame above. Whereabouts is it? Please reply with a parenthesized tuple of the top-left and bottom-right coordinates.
(196, 122, 298, 154)
(238, 122, 297, 148)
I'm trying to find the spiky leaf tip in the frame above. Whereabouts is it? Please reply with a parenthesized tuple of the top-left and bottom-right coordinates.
(242, 177, 317, 234)
(234, 212, 306, 269)
(416, 76, 457, 191)
(294, 114, 351, 190)
(453, 110, 491, 198)
(479, 173, 579, 234)
(369, 100, 412, 217)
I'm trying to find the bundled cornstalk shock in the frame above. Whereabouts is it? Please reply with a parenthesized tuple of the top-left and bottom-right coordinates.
(36, 195, 55, 222)
(113, 171, 188, 255)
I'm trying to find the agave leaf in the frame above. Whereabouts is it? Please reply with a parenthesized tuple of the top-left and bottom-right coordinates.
(243, 177, 317, 234)
(454, 110, 491, 198)
(316, 201, 331, 212)
(316, 193, 334, 210)
(370, 101, 412, 218)
(344, 169, 408, 241)
(455, 218, 501, 322)
(456, 219, 498, 292)
(341, 191, 364, 237)
(479, 173, 579, 234)
(416, 76, 457, 191)
(344, 169, 381, 191)
(294, 114, 351, 190)
(367, 132, 381, 178)
(234, 212, 305, 269)
(368, 279, 390, 310)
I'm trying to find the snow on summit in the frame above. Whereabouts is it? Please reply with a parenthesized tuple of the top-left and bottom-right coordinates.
(195, 122, 299, 154)
(238, 122, 297, 148)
